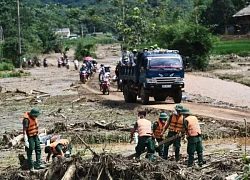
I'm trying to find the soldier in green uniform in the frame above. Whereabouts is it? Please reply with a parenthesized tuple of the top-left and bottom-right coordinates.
(22, 108, 45, 171)
(181, 108, 203, 167)
(130, 111, 155, 162)
(161, 104, 184, 161)
(152, 113, 169, 158)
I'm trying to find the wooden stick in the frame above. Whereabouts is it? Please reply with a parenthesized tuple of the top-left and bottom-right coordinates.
(75, 133, 98, 156)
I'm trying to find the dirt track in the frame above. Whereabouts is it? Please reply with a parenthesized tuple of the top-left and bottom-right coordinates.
(1, 44, 250, 179)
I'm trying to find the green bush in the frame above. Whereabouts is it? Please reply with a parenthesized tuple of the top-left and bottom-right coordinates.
(0, 72, 21, 78)
(156, 21, 214, 70)
(0, 62, 14, 71)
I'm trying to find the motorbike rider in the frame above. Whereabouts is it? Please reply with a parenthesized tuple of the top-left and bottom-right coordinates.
(99, 70, 110, 91)
(43, 58, 48, 67)
(79, 63, 88, 79)
(99, 64, 105, 82)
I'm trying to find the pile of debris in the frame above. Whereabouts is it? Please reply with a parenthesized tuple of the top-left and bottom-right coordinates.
(0, 151, 247, 180)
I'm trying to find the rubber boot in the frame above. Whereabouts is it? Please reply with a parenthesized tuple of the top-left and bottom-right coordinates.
(35, 149, 45, 169)
(26, 148, 34, 171)
(163, 145, 169, 160)
(175, 147, 180, 162)
(198, 152, 203, 167)
(146, 153, 154, 162)
(188, 153, 194, 167)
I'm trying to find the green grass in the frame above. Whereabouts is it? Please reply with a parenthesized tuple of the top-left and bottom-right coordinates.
(212, 40, 250, 56)
(0, 62, 14, 71)
(0, 71, 30, 78)
(215, 73, 250, 87)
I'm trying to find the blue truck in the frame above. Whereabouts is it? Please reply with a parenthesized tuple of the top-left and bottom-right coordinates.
(119, 50, 185, 105)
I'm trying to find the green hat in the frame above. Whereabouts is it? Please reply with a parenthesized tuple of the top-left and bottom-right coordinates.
(30, 108, 40, 117)
(133, 49, 137, 52)
(175, 104, 183, 111)
(159, 113, 169, 119)
(180, 108, 191, 115)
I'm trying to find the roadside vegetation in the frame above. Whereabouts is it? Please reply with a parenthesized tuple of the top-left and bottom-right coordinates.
(211, 39, 250, 56)
(215, 73, 250, 87)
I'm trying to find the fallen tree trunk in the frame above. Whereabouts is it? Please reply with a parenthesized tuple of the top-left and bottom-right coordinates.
(61, 163, 76, 180)
(126, 134, 181, 159)
(8, 134, 23, 147)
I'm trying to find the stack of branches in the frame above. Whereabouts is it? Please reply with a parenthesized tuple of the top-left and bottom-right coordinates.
(42, 153, 211, 180)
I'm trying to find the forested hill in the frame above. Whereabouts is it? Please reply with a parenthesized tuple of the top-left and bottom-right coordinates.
(24, 0, 193, 11)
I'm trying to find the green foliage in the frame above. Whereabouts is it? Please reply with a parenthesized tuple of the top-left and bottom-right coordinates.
(74, 41, 97, 61)
(0, 72, 21, 78)
(211, 40, 250, 55)
(156, 21, 214, 70)
(0, 62, 14, 71)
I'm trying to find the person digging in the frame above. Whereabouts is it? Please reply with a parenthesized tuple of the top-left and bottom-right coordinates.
(23, 108, 45, 171)
(181, 108, 203, 167)
(152, 112, 169, 158)
(130, 110, 155, 162)
(45, 139, 72, 162)
(161, 104, 185, 161)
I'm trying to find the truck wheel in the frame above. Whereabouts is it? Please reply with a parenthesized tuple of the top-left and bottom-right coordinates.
(173, 89, 182, 103)
(124, 84, 131, 102)
(124, 84, 136, 103)
(140, 87, 149, 105)
(154, 94, 166, 101)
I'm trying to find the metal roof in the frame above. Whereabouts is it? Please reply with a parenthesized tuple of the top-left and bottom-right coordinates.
(233, 5, 250, 17)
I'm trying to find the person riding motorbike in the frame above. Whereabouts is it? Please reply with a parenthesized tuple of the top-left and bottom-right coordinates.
(99, 70, 110, 91)
(99, 64, 105, 82)
(79, 63, 88, 80)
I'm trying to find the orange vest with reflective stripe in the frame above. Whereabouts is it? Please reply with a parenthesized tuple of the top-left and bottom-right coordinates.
(137, 119, 152, 137)
(186, 116, 201, 137)
(22, 112, 38, 137)
(50, 139, 69, 155)
(169, 114, 184, 132)
(154, 119, 166, 139)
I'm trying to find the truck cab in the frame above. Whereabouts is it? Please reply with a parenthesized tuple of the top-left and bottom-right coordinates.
(119, 50, 184, 105)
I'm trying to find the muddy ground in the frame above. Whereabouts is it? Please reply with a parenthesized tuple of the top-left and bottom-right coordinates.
(0, 44, 250, 179)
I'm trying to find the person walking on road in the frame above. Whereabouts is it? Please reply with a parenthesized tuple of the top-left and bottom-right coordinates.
(44, 139, 72, 162)
(130, 111, 155, 162)
(161, 104, 184, 161)
(181, 108, 203, 167)
(152, 113, 169, 158)
(23, 108, 45, 171)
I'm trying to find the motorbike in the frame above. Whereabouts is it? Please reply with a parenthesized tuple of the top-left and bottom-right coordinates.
(101, 77, 110, 95)
(80, 70, 88, 84)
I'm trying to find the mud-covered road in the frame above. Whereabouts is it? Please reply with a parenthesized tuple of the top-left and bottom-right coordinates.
(1, 44, 250, 179)
(1, 44, 250, 134)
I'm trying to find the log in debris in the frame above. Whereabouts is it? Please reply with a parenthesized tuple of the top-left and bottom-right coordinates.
(8, 134, 23, 148)
(5, 89, 50, 101)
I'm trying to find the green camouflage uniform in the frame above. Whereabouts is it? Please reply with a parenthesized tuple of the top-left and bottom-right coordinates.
(134, 122, 155, 162)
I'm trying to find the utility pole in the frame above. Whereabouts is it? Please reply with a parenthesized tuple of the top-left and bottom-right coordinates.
(0, 26, 3, 63)
(17, 0, 22, 68)
(122, 0, 125, 45)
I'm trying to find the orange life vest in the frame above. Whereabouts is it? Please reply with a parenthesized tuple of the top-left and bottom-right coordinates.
(137, 119, 152, 137)
(154, 119, 166, 139)
(169, 114, 184, 132)
(186, 116, 201, 137)
(22, 112, 38, 137)
(50, 139, 69, 155)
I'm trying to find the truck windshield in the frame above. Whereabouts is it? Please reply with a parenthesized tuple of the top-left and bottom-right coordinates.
(148, 57, 182, 68)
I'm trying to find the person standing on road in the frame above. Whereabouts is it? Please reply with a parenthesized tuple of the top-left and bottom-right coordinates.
(161, 104, 184, 161)
(152, 113, 169, 158)
(44, 139, 72, 162)
(130, 110, 155, 162)
(23, 108, 45, 171)
(181, 108, 203, 167)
